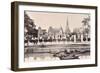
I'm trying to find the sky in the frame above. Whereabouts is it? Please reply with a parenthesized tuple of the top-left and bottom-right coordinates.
(26, 11, 89, 32)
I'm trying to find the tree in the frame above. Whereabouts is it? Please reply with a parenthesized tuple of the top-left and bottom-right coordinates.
(24, 12, 38, 46)
(82, 16, 90, 34)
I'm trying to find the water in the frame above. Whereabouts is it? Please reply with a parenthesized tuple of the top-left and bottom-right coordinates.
(24, 43, 90, 62)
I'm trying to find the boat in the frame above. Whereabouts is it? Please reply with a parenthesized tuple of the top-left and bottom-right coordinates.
(59, 54, 79, 60)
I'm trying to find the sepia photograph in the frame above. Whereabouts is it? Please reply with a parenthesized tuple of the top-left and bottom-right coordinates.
(11, 2, 97, 71)
(24, 11, 91, 62)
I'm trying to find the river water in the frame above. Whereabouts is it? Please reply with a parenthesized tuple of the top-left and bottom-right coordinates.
(24, 43, 90, 62)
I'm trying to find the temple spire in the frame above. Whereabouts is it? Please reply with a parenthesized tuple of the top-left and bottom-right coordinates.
(65, 18, 70, 34)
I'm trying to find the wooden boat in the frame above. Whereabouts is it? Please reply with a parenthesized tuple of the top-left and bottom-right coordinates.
(59, 54, 79, 60)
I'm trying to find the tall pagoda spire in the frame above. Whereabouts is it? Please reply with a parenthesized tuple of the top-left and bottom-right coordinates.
(65, 18, 70, 34)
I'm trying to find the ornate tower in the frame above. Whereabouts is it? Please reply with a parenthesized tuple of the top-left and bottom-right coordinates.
(65, 18, 71, 34)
